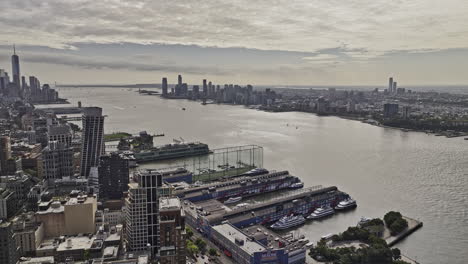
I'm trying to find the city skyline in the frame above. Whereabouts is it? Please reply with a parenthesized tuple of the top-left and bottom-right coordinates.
(0, 0, 468, 86)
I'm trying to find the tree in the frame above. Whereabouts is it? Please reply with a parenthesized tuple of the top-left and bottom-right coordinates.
(384, 211, 403, 227)
(392, 248, 401, 260)
(186, 227, 193, 239)
(187, 241, 199, 256)
(209, 248, 217, 256)
(195, 238, 207, 252)
(389, 218, 408, 236)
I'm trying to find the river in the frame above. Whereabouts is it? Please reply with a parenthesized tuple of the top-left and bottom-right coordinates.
(47, 87, 468, 264)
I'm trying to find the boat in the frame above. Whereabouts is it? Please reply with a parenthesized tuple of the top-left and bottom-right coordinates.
(224, 197, 242, 204)
(234, 203, 249, 209)
(270, 215, 306, 230)
(307, 206, 334, 220)
(289, 182, 304, 189)
(335, 198, 357, 211)
(242, 168, 269, 176)
(357, 217, 372, 227)
(132, 142, 211, 162)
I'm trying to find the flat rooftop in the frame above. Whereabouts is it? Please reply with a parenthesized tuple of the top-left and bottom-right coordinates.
(212, 223, 266, 255)
(57, 236, 95, 252)
(160, 197, 181, 210)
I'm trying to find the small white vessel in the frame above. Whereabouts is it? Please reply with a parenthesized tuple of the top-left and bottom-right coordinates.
(224, 197, 242, 204)
(270, 215, 306, 230)
(307, 206, 334, 220)
(289, 182, 304, 189)
(335, 198, 357, 211)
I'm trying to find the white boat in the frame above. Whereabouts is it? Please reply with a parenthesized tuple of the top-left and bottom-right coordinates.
(357, 217, 372, 227)
(307, 206, 334, 220)
(270, 215, 306, 230)
(224, 197, 242, 204)
(234, 203, 249, 209)
(289, 182, 304, 189)
(335, 198, 357, 211)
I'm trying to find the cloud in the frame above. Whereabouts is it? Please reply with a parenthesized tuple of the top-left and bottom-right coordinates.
(0, 0, 467, 58)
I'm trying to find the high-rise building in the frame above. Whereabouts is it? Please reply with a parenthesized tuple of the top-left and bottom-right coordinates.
(203, 79, 207, 96)
(11, 46, 20, 88)
(159, 197, 186, 264)
(388, 77, 393, 93)
(0, 221, 19, 264)
(393, 81, 397, 93)
(80, 107, 105, 177)
(177, 74, 182, 86)
(162, 77, 168, 96)
(42, 141, 74, 181)
(0, 136, 12, 176)
(125, 171, 162, 257)
(98, 152, 130, 200)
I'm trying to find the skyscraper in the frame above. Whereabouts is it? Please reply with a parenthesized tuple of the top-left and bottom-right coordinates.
(11, 46, 20, 88)
(388, 77, 393, 93)
(162, 77, 168, 96)
(177, 74, 182, 86)
(80, 107, 105, 177)
(203, 79, 207, 96)
(393, 81, 397, 93)
(125, 171, 162, 257)
(0, 136, 12, 176)
(98, 152, 130, 200)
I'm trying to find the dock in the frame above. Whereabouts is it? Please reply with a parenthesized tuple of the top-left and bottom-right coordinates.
(384, 216, 423, 247)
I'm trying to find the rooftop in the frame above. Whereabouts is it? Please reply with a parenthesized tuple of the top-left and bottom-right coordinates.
(56, 236, 96, 252)
(212, 223, 266, 256)
(159, 197, 181, 210)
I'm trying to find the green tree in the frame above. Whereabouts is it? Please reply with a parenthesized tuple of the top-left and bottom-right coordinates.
(392, 248, 401, 260)
(187, 241, 199, 256)
(186, 227, 193, 239)
(384, 211, 403, 227)
(195, 239, 207, 252)
(208, 248, 217, 256)
(389, 218, 408, 236)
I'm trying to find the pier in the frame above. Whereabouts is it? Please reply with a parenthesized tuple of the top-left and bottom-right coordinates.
(384, 216, 423, 247)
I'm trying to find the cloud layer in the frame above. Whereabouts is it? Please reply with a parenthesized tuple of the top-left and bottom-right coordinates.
(1, 0, 467, 55)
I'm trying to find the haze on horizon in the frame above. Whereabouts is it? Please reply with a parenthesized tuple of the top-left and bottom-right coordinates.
(0, 0, 467, 87)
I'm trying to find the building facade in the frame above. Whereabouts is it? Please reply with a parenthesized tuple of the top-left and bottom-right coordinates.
(125, 171, 162, 257)
(98, 152, 130, 200)
(42, 141, 74, 180)
(159, 197, 186, 264)
(80, 107, 105, 177)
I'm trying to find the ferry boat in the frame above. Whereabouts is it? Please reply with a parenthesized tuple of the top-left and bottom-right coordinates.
(307, 206, 334, 220)
(270, 215, 306, 230)
(335, 198, 357, 211)
(224, 197, 242, 204)
(289, 182, 304, 189)
(242, 168, 269, 176)
(133, 142, 210, 162)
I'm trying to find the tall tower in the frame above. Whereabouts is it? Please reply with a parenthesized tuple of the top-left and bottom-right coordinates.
(98, 152, 129, 200)
(177, 74, 182, 86)
(393, 81, 397, 93)
(162, 77, 168, 96)
(11, 45, 20, 87)
(80, 107, 105, 177)
(388, 77, 393, 93)
(203, 79, 207, 96)
(125, 171, 162, 257)
(0, 136, 12, 176)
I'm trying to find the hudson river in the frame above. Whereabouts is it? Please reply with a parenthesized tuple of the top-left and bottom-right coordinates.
(51, 87, 468, 264)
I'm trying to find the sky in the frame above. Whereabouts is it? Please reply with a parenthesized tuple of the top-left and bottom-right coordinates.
(0, 0, 468, 86)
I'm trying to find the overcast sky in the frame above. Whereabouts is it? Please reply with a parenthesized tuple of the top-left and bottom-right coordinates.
(0, 0, 467, 86)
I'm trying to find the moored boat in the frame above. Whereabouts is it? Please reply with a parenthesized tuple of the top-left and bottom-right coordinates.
(270, 215, 306, 230)
(224, 197, 242, 204)
(307, 206, 334, 220)
(335, 198, 357, 211)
